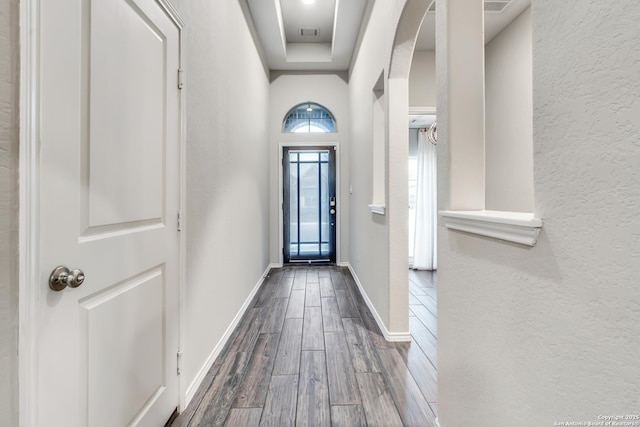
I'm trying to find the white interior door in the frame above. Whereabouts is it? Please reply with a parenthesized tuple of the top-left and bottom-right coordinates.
(38, 0, 181, 426)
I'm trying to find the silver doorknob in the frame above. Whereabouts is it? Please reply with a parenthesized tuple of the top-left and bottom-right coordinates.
(49, 266, 86, 291)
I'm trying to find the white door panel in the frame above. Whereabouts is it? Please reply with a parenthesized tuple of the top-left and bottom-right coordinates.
(81, 267, 166, 427)
(39, 0, 181, 425)
(88, 0, 166, 228)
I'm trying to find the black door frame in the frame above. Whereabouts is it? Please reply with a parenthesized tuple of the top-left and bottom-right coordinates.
(283, 146, 337, 264)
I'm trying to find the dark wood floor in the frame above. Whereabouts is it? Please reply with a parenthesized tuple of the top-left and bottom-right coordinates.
(173, 266, 438, 427)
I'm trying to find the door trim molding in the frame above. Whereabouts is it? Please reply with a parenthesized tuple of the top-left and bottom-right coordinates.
(19, 0, 41, 424)
(18, 1, 187, 423)
(157, 0, 189, 413)
(278, 142, 341, 266)
(157, 0, 185, 28)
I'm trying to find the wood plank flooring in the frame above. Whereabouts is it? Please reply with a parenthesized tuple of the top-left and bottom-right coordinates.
(173, 267, 438, 427)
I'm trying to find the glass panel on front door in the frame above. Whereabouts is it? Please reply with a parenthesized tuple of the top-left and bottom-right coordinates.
(284, 147, 336, 264)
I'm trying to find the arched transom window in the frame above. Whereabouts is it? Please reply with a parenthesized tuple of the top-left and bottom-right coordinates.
(283, 102, 336, 133)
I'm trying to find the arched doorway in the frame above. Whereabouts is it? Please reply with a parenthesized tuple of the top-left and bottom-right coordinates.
(387, 2, 440, 426)
(385, 0, 433, 342)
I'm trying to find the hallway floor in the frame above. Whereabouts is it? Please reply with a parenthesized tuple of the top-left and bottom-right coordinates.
(173, 266, 438, 426)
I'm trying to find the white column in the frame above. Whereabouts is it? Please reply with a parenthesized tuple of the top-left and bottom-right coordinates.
(387, 77, 409, 335)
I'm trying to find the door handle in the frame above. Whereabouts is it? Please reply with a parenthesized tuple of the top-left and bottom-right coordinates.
(49, 266, 86, 291)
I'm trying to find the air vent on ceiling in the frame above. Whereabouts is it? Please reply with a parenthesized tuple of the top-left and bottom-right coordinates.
(299, 27, 319, 37)
(428, 0, 511, 13)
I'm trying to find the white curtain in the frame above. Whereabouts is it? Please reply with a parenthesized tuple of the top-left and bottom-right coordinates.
(412, 129, 437, 270)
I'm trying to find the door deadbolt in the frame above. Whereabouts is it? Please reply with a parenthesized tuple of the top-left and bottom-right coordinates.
(49, 266, 86, 291)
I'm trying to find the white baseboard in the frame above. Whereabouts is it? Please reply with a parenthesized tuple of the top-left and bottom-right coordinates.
(343, 263, 411, 342)
(184, 263, 278, 406)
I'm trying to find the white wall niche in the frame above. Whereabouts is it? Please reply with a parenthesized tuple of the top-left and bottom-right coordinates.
(439, 2, 540, 245)
(370, 71, 386, 214)
(484, 6, 534, 213)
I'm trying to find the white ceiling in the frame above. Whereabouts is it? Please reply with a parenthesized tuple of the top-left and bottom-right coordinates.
(245, 0, 369, 71)
(280, 0, 335, 43)
(243, 0, 531, 72)
(415, 0, 532, 51)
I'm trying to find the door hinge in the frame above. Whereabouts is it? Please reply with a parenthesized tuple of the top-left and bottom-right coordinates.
(177, 210, 183, 231)
(177, 350, 183, 375)
(177, 68, 184, 90)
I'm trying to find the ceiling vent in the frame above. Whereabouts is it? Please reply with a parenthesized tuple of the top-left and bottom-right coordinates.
(299, 27, 319, 37)
(428, 0, 511, 13)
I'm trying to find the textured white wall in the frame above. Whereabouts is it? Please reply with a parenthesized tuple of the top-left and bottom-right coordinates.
(485, 7, 534, 213)
(268, 73, 350, 264)
(0, 0, 18, 424)
(348, 0, 411, 329)
(349, 1, 419, 333)
(437, 1, 640, 425)
(409, 50, 436, 109)
(172, 0, 271, 398)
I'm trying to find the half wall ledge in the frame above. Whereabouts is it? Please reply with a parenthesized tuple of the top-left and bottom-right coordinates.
(368, 204, 386, 215)
(439, 210, 542, 246)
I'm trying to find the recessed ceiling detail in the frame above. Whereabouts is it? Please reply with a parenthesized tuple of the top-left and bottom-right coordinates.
(245, 0, 369, 71)
(282, 0, 334, 44)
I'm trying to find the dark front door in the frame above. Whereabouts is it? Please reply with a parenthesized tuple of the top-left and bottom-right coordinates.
(283, 147, 337, 264)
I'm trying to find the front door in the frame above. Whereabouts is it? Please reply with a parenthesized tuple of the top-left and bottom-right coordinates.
(283, 147, 337, 264)
(38, 0, 181, 426)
